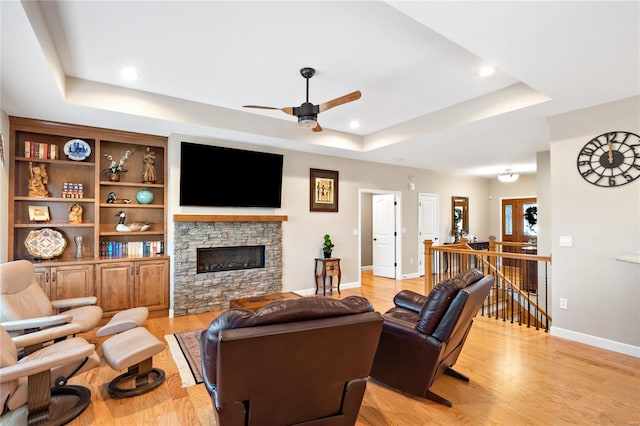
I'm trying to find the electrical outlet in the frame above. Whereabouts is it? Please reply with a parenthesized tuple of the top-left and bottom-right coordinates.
(559, 298, 568, 310)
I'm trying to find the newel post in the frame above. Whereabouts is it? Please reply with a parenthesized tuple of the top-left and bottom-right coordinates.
(488, 235, 497, 274)
(424, 239, 434, 294)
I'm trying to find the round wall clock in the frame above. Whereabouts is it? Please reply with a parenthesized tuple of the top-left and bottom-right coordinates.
(576, 131, 640, 187)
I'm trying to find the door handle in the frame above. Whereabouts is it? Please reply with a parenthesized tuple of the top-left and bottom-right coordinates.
(373, 238, 377, 241)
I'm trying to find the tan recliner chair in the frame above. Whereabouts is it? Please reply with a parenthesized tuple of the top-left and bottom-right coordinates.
(0, 260, 103, 343)
(0, 325, 100, 425)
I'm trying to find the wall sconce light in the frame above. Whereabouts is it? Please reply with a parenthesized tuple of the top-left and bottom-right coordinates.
(498, 169, 519, 183)
(408, 174, 415, 191)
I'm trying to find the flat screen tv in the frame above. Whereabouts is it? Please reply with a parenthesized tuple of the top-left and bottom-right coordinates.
(179, 142, 284, 208)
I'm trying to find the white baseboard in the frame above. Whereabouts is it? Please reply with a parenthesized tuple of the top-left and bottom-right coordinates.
(550, 326, 640, 358)
(292, 281, 361, 296)
(402, 272, 421, 279)
(360, 265, 373, 271)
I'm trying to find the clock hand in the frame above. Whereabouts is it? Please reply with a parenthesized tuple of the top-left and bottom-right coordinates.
(607, 134, 614, 164)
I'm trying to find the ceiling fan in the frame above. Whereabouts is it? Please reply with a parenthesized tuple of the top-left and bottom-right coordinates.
(243, 67, 361, 132)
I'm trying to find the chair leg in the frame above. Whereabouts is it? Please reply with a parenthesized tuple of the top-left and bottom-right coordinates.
(444, 367, 469, 382)
(426, 390, 452, 407)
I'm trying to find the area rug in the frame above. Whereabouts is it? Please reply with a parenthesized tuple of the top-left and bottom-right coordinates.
(165, 328, 205, 387)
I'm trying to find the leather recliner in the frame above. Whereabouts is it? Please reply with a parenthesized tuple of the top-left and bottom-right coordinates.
(200, 295, 384, 426)
(369, 268, 494, 407)
(0, 260, 103, 345)
(0, 325, 100, 425)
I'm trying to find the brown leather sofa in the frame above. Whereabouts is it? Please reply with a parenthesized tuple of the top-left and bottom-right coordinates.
(369, 268, 494, 407)
(200, 295, 383, 426)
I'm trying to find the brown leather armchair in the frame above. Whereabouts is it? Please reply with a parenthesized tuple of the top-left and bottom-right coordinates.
(200, 295, 383, 426)
(369, 268, 494, 407)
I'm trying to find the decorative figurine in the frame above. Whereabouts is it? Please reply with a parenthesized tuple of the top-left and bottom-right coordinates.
(68, 203, 83, 224)
(28, 162, 49, 197)
(115, 211, 151, 232)
(106, 191, 130, 204)
(142, 146, 157, 183)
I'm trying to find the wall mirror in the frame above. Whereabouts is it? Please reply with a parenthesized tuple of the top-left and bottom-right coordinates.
(451, 196, 469, 234)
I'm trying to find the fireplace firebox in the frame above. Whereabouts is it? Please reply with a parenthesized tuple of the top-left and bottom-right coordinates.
(197, 245, 266, 273)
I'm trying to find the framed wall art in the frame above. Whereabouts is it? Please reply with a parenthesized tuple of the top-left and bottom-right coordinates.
(28, 205, 50, 222)
(310, 168, 339, 212)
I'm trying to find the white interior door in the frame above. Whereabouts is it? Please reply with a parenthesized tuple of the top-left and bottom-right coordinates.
(372, 194, 396, 278)
(418, 193, 439, 276)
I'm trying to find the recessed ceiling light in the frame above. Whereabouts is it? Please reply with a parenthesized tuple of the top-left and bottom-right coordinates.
(478, 65, 495, 77)
(349, 120, 360, 129)
(121, 67, 140, 81)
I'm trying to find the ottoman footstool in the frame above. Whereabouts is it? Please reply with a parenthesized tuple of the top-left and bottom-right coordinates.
(101, 326, 165, 398)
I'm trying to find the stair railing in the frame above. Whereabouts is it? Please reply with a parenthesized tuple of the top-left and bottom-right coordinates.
(424, 238, 552, 331)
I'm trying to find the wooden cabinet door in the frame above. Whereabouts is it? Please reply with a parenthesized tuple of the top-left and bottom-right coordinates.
(96, 262, 134, 315)
(32, 266, 51, 299)
(50, 264, 94, 300)
(135, 260, 168, 312)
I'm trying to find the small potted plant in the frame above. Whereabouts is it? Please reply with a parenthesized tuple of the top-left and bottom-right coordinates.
(323, 234, 335, 258)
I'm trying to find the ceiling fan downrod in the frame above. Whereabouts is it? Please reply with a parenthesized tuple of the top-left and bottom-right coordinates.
(300, 67, 315, 103)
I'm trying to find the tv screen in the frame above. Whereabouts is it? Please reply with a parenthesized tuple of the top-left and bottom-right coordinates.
(180, 142, 284, 208)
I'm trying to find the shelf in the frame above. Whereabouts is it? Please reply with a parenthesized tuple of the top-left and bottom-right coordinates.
(15, 197, 95, 203)
(15, 157, 95, 167)
(99, 181, 164, 188)
(15, 223, 95, 228)
(99, 203, 164, 209)
(174, 214, 289, 222)
(100, 231, 164, 236)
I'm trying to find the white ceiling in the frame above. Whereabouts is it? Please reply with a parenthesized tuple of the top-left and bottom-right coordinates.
(2, 1, 638, 177)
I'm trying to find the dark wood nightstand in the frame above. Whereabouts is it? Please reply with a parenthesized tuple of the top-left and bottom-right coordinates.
(314, 258, 341, 296)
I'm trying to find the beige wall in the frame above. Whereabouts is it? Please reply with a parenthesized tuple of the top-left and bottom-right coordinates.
(549, 96, 640, 352)
(360, 192, 372, 267)
(167, 134, 492, 298)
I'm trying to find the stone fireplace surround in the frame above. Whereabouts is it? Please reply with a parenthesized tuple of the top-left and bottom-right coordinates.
(173, 215, 287, 316)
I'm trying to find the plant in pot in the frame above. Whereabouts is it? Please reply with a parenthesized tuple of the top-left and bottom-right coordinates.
(323, 234, 335, 258)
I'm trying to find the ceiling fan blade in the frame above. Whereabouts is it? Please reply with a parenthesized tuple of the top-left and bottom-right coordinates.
(318, 90, 362, 113)
(243, 105, 294, 116)
(312, 122, 323, 132)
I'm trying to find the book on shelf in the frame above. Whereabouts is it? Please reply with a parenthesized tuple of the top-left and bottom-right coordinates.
(24, 141, 59, 160)
(100, 240, 164, 258)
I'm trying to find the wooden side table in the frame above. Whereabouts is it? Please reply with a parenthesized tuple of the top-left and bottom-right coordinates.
(314, 258, 341, 296)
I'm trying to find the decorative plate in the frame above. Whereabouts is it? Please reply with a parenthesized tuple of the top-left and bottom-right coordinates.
(63, 139, 91, 161)
(24, 228, 67, 259)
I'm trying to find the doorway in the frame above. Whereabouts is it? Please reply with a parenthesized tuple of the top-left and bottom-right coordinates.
(358, 189, 402, 281)
(418, 193, 439, 276)
(501, 197, 537, 265)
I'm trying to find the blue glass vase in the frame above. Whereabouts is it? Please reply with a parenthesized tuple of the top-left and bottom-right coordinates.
(136, 188, 154, 204)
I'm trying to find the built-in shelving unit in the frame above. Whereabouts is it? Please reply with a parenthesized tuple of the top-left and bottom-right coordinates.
(8, 116, 169, 318)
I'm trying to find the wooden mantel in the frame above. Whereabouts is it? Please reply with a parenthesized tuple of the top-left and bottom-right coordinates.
(174, 214, 288, 222)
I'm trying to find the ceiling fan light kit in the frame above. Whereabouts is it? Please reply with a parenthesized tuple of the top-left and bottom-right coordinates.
(498, 170, 520, 183)
(243, 67, 361, 132)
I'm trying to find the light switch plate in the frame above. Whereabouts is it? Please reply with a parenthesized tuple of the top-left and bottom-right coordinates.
(559, 236, 573, 247)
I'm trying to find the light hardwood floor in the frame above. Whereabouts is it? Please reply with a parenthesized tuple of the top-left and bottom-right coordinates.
(63, 271, 638, 425)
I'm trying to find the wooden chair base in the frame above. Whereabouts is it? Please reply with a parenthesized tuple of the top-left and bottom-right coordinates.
(10, 385, 92, 426)
(108, 366, 165, 398)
